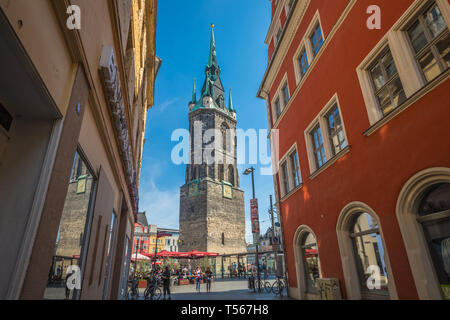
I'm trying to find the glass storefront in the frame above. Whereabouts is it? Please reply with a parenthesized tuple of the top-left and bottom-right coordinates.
(350, 212, 389, 298)
(43, 150, 95, 300)
(418, 183, 450, 299)
(301, 233, 320, 293)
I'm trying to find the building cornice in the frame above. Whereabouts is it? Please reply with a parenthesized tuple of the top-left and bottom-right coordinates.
(265, 0, 288, 44)
(258, 0, 311, 99)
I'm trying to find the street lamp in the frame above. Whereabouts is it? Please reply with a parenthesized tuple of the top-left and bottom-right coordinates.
(243, 167, 261, 293)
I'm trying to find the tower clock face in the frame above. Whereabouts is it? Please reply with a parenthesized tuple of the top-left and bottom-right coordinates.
(203, 96, 213, 108)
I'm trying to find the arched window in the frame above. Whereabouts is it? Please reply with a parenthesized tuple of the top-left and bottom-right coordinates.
(228, 165, 235, 186)
(218, 164, 224, 182)
(301, 232, 320, 293)
(417, 183, 450, 291)
(337, 202, 395, 300)
(193, 165, 199, 180)
(396, 168, 450, 299)
(349, 212, 389, 299)
(220, 123, 229, 152)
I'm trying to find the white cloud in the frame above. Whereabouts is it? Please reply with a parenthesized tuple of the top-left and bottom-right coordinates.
(139, 184, 179, 229)
(156, 97, 180, 112)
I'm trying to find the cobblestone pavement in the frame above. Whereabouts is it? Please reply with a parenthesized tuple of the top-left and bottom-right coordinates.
(137, 279, 292, 300)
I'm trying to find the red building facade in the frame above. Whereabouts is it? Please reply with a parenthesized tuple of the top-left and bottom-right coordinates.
(258, 0, 450, 300)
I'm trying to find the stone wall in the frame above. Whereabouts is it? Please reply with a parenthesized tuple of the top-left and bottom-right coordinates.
(179, 178, 246, 255)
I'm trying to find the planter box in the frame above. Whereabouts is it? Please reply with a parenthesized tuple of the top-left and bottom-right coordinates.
(179, 279, 190, 285)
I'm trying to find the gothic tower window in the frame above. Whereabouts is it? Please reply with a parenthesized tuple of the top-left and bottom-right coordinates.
(194, 165, 199, 180)
(228, 165, 235, 186)
(220, 122, 229, 152)
(218, 164, 224, 182)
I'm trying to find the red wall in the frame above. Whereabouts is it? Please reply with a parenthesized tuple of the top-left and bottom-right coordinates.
(266, 0, 450, 299)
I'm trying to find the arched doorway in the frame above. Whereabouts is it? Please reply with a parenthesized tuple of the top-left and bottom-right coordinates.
(293, 226, 321, 300)
(337, 202, 397, 300)
(396, 168, 450, 300)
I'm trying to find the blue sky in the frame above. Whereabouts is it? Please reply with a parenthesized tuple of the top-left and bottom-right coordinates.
(139, 0, 274, 243)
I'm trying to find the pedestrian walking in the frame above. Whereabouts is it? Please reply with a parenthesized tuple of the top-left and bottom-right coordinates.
(162, 266, 171, 300)
(195, 266, 202, 293)
(205, 267, 213, 293)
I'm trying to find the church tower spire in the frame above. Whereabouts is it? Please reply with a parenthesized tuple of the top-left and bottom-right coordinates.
(208, 24, 218, 68)
(189, 25, 235, 119)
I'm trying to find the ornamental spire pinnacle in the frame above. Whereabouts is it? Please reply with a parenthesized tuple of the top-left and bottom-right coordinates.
(208, 24, 217, 67)
(228, 88, 234, 112)
(191, 78, 196, 104)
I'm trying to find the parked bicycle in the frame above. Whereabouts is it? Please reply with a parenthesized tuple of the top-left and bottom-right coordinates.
(271, 276, 286, 296)
(126, 278, 139, 300)
(144, 274, 161, 300)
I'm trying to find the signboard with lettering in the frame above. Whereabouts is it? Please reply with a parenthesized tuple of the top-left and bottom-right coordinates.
(157, 231, 172, 238)
(250, 199, 259, 234)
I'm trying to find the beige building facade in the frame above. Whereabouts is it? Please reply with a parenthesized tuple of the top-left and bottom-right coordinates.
(0, 0, 158, 300)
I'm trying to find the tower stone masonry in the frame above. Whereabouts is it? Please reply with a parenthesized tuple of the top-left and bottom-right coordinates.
(179, 26, 246, 255)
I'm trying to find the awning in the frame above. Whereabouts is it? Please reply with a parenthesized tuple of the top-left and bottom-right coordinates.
(131, 253, 151, 261)
(141, 250, 218, 259)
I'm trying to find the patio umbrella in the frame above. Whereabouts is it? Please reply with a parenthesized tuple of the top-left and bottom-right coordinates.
(131, 253, 151, 261)
(189, 250, 219, 259)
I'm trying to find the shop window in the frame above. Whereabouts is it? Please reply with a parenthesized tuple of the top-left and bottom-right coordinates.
(102, 212, 117, 299)
(44, 149, 96, 300)
(417, 183, 450, 296)
(350, 212, 389, 298)
(301, 232, 320, 293)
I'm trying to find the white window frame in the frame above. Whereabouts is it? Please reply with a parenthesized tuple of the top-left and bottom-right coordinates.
(278, 143, 302, 198)
(304, 93, 349, 175)
(285, 0, 297, 18)
(270, 73, 290, 123)
(293, 38, 314, 85)
(273, 20, 283, 48)
(307, 11, 325, 58)
(357, 0, 450, 126)
(292, 10, 325, 86)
